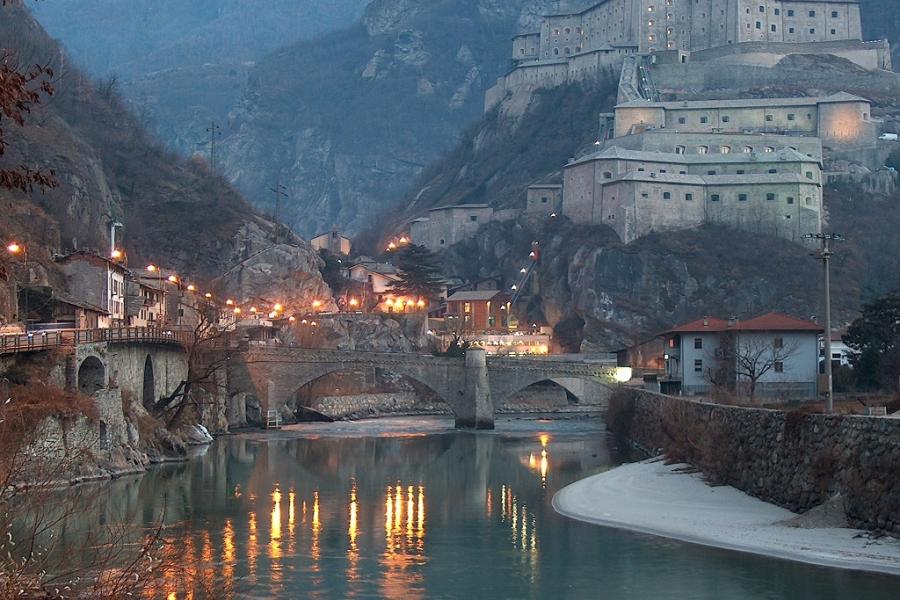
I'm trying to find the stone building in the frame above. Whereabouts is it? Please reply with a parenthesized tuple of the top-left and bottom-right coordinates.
(600, 128, 824, 161)
(527, 0, 861, 60)
(525, 184, 564, 214)
(614, 92, 878, 149)
(56, 252, 129, 327)
(310, 228, 352, 256)
(562, 146, 822, 242)
(409, 205, 494, 252)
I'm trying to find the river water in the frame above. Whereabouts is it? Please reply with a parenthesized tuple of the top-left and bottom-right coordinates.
(78, 416, 897, 599)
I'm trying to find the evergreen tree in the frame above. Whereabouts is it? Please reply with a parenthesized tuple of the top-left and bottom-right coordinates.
(844, 289, 900, 390)
(387, 244, 444, 301)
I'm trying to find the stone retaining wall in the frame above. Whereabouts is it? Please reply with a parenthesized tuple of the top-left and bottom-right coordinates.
(608, 389, 900, 534)
(311, 392, 450, 420)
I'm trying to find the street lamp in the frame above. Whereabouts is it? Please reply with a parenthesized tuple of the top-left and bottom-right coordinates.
(6, 243, 28, 329)
(804, 232, 845, 414)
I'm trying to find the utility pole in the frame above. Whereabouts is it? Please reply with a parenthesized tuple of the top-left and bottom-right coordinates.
(206, 121, 221, 174)
(804, 232, 845, 413)
(269, 183, 288, 223)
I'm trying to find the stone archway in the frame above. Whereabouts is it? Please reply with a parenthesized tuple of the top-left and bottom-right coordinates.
(77, 356, 106, 395)
(491, 374, 613, 409)
(142, 355, 156, 410)
(287, 364, 459, 423)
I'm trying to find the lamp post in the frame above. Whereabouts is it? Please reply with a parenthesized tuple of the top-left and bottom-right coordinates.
(804, 232, 845, 414)
(6, 243, 28, 330)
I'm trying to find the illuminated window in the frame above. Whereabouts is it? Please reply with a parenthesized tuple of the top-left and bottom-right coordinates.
(721, 145, 731, 154)
(464, 302, 471, 313)
(697, 145, 709, 154)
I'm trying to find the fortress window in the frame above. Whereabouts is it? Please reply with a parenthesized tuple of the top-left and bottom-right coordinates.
(774, 9, 780, 16)
(787, 113, 796, 121)
(698, 146, 709, 154)
(831, 11, 838, 18)
(756, 21, 762, 30)
(700, 116, 709, 124)
(764, 147, 774, 153)
(663, 192, 671, 199)
(738, 193, 748, 202)
(789, 27, 795, 34)
(771, 25, 777, 32)
(722, 116, 730, 123)
(554, 48, 560, 55)
(603, 171, 613, 179)
(787, 10, 794, 17)
(678, 117, 686, 124)
(707, 170, 716, 175)
(830, 29, 836, 35)
(743, 146, 753, 153)
(805, 197, 813, 205)
(759, 6, 764, 13)
(809, 28, 815, 35)
(806, 171, 814, 179)
(765, 114, 773, 122)
(736, 169, 746, 174)
(767, 193, 776, 201)
(808, 11, 816, 18)
(721, 146, 732, 154)
(685, 193, 694, 201)
(787, 197, 795, 204)
(711, 194, 721, 202)
(675, 146, 686, 154)
(768, 168, 777, 174)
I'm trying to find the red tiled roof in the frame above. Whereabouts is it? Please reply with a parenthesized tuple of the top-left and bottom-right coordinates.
(733, 312, 823, 332)
(661, 312, 822, 335)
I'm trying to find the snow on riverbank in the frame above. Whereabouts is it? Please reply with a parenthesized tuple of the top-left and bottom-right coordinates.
(554, 459, 900, 576)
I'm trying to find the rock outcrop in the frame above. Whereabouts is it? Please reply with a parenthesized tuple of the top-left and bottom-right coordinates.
(279, 314, 427, 352)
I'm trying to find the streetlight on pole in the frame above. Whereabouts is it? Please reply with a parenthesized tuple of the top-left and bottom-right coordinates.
(803, 232, 845, 414)
(6, 243, 28, 330)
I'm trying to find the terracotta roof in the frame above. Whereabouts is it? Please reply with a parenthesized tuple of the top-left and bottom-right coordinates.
(662, 312, 822, 334)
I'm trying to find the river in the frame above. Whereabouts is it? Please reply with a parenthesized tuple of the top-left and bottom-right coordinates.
(69, 416, 898, 598)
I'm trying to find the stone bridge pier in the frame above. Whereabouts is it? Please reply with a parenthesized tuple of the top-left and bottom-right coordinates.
(227, 347, 618, 430)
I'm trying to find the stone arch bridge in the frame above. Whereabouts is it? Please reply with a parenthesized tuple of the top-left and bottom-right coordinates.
(227, 346, 620, 429)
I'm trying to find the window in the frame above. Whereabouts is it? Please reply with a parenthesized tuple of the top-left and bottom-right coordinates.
(756, 21, 761, 29)
(758, 5, 764, 12)
(440, 239, 445, 245)
(678, 117, 686, 124)
(787, 9, 794, 17)
(603, 171, 613, 179)
(554, 48, 560, 56)
(768, 168, 777, 174)
(694, 359, 703, 373)
(464, 302, 471, 313)
(831, 11, 838, 18)
(721, 145, 731, 154)
(663, 191, 671, 199)
(765, 114, 773, 122)
(565, 47, 571, 55)
(554, 29, 560, 36)
(738, 193, 748, 202)
(764, 147, 774, 153)
(679, 170, 687, 175)
(698, 145, 709, 154)
(637, 167, 646, 172)
(685, 192, 694, 201)
(766, 193, 776, 201)
(809, 28, 815, 34)
(771, 24, 777, 32)
(711, 194, 720, 202)
(806, 197, 813, 205)
(736, 169, 746, 174)
(694, 337, 703, 349)
(774, 361, 784, 373)
(744, 146, 753, 153)
(469, 215, 478, 222)
(541, 197, 549, 203)
(830, 29, 836, 35)
(700, 116, 708, 124)
(787, 197, 795, 205)
(675, 145, 686, 154)
(565, 27, 571, 34)
(787, 113, 795, 121)
(806, 171, 814, 179)
(722, 116, 730, 123)
(789, 27, 795, 34)
(774, 8, 780, 16)
(707, 170, 716, 175)
(808, 10, 816, 17)
(641, 192, 649, 198)
(660, 169, 667, 173)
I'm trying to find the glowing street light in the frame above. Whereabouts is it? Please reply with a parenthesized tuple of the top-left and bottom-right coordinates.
(268, 311, 278, 319)
(226, 299, 234, 306)
(186, 284, 196, 292)
(399, 236, 408, 245)
(349, 298, 359, 308)
(288, 316, 296, 323)
(511, 285, 518, 291)
(146, 264, 158, 273)
(204, 292, 213, 299)
(110, 249, 123, 260)
(6, 243, 22, 255)
(520, 267, 527, 274)
(233, 307, 242, 316)
(274, 303, 284, 312)
(312, 300, 322, 311)
(167, 275, 179, 284)
(387, 242, 397, 251)
(416, 299, 426, 309)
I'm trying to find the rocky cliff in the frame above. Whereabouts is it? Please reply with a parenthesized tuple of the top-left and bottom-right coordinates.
(0, 5, 332, 322)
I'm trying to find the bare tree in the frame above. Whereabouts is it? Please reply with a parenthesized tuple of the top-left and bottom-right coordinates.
(708, 332, 799, 403)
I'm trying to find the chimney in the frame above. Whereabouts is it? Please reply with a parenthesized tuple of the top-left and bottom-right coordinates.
(702, 316, 709, 327)
(728, 315, 738, 327)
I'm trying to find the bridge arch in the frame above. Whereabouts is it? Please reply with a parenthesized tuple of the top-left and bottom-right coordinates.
(490, 372, 614, 408)
(77, 356, 106, 395)
(142, 355, 156, 409)
(281, 362, 463, 421)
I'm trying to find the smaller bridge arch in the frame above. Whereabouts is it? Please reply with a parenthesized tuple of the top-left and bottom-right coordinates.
(77, 355, 106, 395)
(142, 355, 156, 409)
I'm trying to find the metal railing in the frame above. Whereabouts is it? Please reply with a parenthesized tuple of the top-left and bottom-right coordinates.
(0, 327, 192, 355)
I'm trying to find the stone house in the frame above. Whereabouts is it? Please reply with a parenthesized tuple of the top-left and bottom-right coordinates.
(409, 205, 494, 252)
(562, 146, 822, 242)
(660, 312, 823, 399)
(126, 278, 166, 327)
(56, 251, 129, 327)
(310, 228, 352, 256)
(525, 184, 564, 214)
(614, 92, 878, 149)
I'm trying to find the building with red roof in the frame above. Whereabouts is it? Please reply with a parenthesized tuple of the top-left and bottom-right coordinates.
(658, 312, 823, 401)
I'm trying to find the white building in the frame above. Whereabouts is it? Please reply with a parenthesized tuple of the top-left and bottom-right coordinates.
(660, 312, 823, 400)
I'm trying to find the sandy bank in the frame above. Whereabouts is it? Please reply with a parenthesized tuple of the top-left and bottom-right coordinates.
(553, 459, 900, 576)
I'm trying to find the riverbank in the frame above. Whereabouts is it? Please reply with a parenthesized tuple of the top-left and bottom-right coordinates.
(553, 459, 900, 576)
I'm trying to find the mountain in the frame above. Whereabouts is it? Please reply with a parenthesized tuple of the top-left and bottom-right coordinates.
(28, 0, 370, 156)
(0, 3, 332, 324)
(860, 0, 900, 68)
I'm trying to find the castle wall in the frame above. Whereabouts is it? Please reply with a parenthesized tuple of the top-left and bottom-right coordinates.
(512, 33, 541, 61)
(736, 0, 861, 45)
(818, 99, 878, 149)
(409, 206, 494, 252)
(608, 130, 824, 160)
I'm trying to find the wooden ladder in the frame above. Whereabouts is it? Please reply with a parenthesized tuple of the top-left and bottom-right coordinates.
(266, 409, 283, 429)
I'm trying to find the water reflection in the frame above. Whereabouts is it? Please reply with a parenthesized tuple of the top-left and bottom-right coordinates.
(51, 418, 900, 599)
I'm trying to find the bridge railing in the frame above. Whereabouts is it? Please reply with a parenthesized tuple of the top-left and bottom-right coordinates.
(0, 327, 192, 356)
